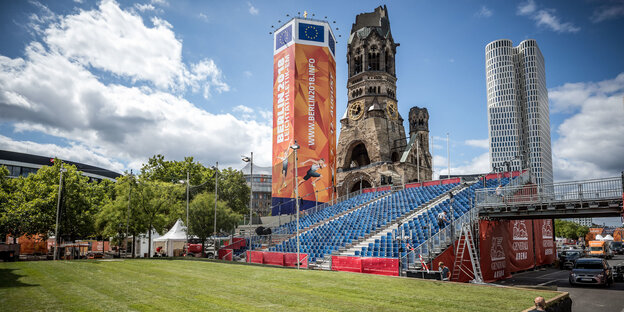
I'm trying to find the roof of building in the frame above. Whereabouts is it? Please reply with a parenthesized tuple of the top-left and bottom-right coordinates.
(349, 5, 391, 44)
(241, 162, 272, 176)
(0, 149, 121, 180)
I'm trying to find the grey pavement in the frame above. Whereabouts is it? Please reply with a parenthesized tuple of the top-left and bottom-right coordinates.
(495, 255, 624, 312)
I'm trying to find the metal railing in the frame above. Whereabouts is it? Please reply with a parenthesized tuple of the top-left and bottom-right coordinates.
(399, 206, 479, 273)
(476, 176, 623, 208)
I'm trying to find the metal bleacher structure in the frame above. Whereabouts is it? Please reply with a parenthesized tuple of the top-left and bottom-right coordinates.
(242, 171, 623, 282)
(476, 174, 623, 219)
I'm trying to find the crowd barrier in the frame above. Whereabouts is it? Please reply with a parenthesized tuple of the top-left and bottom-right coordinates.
(331, 256, 399, 276)
(218, 249, 233, 261)
(484, 170, 524, 180)
(246, 251, 308, 268)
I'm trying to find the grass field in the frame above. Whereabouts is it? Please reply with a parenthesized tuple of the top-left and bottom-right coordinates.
(0, 259, 558, 311)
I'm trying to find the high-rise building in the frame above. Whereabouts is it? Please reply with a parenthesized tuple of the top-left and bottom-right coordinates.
(241, 163, 272, 217)
(485, 39, 553, 185)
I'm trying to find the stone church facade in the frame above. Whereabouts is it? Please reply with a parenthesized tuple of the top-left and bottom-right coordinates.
(336, 6, 432, 194)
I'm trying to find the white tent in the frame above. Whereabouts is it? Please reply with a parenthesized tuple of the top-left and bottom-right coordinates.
(596, 234, 604, 241)
(154, 219, 187, 257)
(604, 234, 614, 241)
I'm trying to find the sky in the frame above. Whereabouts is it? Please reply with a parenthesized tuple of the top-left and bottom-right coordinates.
(0, 0, 623, 185)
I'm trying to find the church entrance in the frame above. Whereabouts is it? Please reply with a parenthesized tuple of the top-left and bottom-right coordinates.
(350, 179, 372, 193)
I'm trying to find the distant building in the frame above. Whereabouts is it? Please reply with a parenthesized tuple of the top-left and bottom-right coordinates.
(241, 163, 272, 217)
(571, 218, 593, 227)
(0, 150, 120, 181)
(485, 39, 553, 185)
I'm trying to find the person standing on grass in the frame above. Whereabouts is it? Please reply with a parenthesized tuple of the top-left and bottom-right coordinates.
(439, 262, 451, 281)
(528, 296, 546, 311)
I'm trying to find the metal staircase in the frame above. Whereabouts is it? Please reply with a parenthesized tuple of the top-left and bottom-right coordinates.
(451, 223, 483, 283)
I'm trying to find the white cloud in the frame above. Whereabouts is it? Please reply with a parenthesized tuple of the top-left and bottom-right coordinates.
(135, 3, 155, 12)
(437, 152, 491, 176)
(74, 0, 84, 3)
(198, 13, 209, 22)
(517, 0, 537, 15)
(465, 139, 489, 149)
(517, 0, 580, 33)
(247, 2, 259, 15)
(233, 105, 254, 114)
(591, 3, 624, 22)
(151, 0, 168, 6)
(43, 0, 228, 96)
(475, 5, 493, 18)
(0, 0, 272, 170)
(243, 70, 252, 78)
(550, 73, 624, 181)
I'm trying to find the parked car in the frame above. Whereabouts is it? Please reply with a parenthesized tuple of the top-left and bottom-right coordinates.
(569, 258, 613, 287)
(559, 250, 583, 270)
(609, 241, 623, 255)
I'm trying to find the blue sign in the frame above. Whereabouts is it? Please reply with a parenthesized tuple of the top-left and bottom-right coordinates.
(275, 25, 292, 50)
(298, 23, 324, 43)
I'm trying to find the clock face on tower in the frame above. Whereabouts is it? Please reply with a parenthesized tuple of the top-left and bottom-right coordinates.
(386, 100, 398, 120)
(348, 100, 365, 121)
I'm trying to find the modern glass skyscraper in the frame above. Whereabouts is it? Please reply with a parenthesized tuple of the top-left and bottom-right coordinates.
(485, 39, 553, 185)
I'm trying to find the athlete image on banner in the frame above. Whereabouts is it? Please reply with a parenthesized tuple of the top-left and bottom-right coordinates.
(276, 148, 290, 192)
(298, 158, 325, 187)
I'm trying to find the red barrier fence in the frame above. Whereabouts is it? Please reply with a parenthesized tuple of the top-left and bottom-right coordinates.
(441, 178, 461, 185)
(405, 182, 422, 189)
(331, 256, 399, 276)
(218, 249, 233, 261)
(245, 251, 308, 268)
(222, 237, 246, 250)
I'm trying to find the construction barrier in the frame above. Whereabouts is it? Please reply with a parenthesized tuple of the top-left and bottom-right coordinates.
(331, 256, 399, 276)
(218, 249, 233, 261)
(245, 251, 308, 268)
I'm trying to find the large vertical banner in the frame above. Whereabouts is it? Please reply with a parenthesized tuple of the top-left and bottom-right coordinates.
(479, 220, 511, 282)
(272, 19, 336, 215)
(534, 219, 555, 266)
(507, 220, 535, 272)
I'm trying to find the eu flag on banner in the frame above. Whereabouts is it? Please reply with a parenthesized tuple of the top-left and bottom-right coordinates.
(275, 25, 292, 50)
(298, 23, 324, 43)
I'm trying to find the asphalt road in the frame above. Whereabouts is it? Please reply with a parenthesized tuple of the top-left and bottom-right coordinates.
(496, 255, 624, 312)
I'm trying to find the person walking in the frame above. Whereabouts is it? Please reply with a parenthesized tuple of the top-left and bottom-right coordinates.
(439, 262, 451, 281)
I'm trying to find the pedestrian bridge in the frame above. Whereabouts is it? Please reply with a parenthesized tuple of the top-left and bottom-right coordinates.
(476, 175, 623, 219)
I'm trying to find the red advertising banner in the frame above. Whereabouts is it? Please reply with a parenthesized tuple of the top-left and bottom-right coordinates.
(405, 182, 422, 189)
(263, 251, 285, 266)
(441, 178, 461, 185)
(331, 256, 398, 276)
(272, 19, 337, 214)
(533, 219, 555, 266)
(479, 220, 511, 282)
(507, 220, 535, 272)
(218, 249, 233, 261)
(283, 253, 308, 268)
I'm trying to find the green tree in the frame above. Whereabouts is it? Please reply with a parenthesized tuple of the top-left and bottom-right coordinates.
(135, 181, 182, 257)
(555, 220, 589, 240)
(218, 167, 250, 216)
(188, 193, 241, 256)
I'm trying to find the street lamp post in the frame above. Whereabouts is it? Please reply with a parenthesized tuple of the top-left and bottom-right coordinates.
(186, 171, 190, 242)
(290, 141, 301, 269)
(211, 163, 219, 243)
(449, 192, 455, 246)
(53, 163, 66, 261)
(126, 169, 133, 257)
(446, 132, 450, 179)
(242, 153, 254, 227)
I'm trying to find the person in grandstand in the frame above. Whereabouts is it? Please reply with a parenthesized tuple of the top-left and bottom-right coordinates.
(298, 158, 325, 187)
(439, 262, 451, 281)
(437, 211, 449, 229)
(276, 149, 289, 192)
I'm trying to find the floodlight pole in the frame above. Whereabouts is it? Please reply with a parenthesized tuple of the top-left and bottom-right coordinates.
(291, 141, 301, 269)
(186, 170, 190, 242)
(126, 169, 133, 257)
(447, 132, 450, 179)
(53, 163, 66, 261)
(213, 162, 219, 239)
(249, 152, 253, 226)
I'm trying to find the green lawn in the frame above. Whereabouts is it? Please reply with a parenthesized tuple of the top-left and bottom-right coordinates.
(0, 259, 558, 311)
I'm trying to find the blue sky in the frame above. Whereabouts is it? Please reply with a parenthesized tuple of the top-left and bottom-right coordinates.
(0, 0, 623, 185)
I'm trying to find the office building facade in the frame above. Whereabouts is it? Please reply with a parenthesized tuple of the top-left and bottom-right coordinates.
(485, 39, 553, 185)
